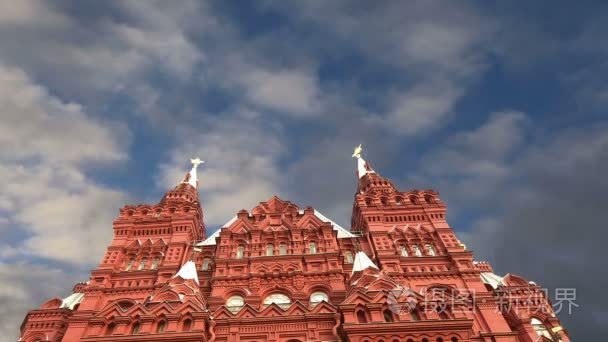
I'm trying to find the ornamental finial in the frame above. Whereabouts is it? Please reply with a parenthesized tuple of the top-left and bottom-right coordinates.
(352, 144, 374, 179)
(352, 144, 363, 158)
(182, 157, 204, 188)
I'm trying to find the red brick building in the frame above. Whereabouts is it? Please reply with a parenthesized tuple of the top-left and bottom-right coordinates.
(19, 149, 570, 342)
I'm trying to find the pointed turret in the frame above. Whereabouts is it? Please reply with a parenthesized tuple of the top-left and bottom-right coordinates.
(351, 144, 397, 195)
(159, 158, 204, 206)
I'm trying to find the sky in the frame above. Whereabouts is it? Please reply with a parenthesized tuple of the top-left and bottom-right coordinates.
(0, 1, 606, 339)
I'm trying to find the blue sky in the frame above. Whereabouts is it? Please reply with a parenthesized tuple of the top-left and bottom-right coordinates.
(0, 1, 606, 339)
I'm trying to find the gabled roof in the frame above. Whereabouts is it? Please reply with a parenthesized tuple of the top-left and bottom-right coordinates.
(196, 209, 355, 246)
(352, 251, 379, 274)
(172, 260, 199, 285)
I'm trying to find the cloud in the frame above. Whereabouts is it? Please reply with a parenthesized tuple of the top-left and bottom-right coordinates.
(0, 65, 129, 264)
(157, 107, 285, 228)
(240, 68, 321, 115)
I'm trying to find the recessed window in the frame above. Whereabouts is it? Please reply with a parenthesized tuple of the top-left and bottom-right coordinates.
(182, 318, 192, 332)
(131, 322, 141, 335)
(125, 259, 135, 271)
(426, 244, 436, 256)
(201, 258, 211, 271)
(226, 295, 245, 313)
(157, 320, 166, 333)
(310, 291, 329, 306)
(344, 251, 354, 264)
(400, 245, 409, 257)
(266, 244, 274, 256)
(309, 242, 317, 254)
(106, 323, 116, 335)
(356, 310, 368, 323)
(383, 309, 394, 322)
(412, 245, 422, 257)
(151, 257, 160, 270)
(138, 258, 147, 270)
(236, 246, 245, 259)
(263, 293, 291, 309)
(279, 244, 287, 255)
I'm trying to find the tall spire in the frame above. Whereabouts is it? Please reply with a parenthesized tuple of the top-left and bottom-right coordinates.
(352, 144, 375, 179)
(182, 157, 204, 188)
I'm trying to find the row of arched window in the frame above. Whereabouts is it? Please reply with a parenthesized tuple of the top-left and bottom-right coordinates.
(361, 338, 459, 342)
(105, 316, 193, 335)
(124, 254, 162, 271)
(225, 291, 329, 313)
(363, 194, 436, 207)
(398, 243, 436, 257)
(234, 242, 320, 259)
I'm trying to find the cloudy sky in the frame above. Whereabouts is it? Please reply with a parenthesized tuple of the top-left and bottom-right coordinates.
(0, 1, 605, 339)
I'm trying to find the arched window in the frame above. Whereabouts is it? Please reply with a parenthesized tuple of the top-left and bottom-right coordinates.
(426, 243, 436, 256)
(309, 242, 317, 254)
(157, 320, 167, 333)
(531, 318, 552, 339)
(266, 244, 274, 256)
(182, 318, 192, 332)
(381, 197, 388, 206)
(106, 322, 116, 335)
(131, 322, 141, 335)
(279, 244, 287, 255)
(310, 291, 329, 306)
(263, 293, 291, 309)
(201, 258, 211, 271)
(226, 295, 245, 313)
(151, 257, 160, 270)
(437, 338, 444, 342)
(356, 310, 368, 323)
(138, 257, 147, 270)
(451, 338, 458, 342)
(383, 309, 394, 322)
(400, 245, 409, 257)
(236, 246, 245, 259)
(125, 258, 135, 271)
(344, 251, 354, 263)
(412, 244, 422, 257)
(410, 309, 420, 321)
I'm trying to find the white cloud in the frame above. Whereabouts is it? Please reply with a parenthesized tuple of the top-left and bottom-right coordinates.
(0, 65, 129, 264)
(241, 69, 321, 116)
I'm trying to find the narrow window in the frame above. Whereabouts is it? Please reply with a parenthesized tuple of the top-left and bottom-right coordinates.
(345, 251, 354, 264)
(106, 323, 116, 335)
(201, 258, 211, 271)
(309, 242, 317, 254)
(357, 310, 368, 323)
(412, 245, 422, 257)
(125, 259, 135, 271)
(266, 244, 274, 256)
(138, 258, 147, 270)
(400, 245, 409, 257)
(131, 322, 141, 335)
(410, 309, 420, 321)
(279, 244, 287, 255)
(383, 309, 394, 322)
(157, 320, 166, 333)
(236, 246, 245, 259)
(426, 244, 436, 256)
(182, 318, 192, 332)
(151, 257, 160, 270)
